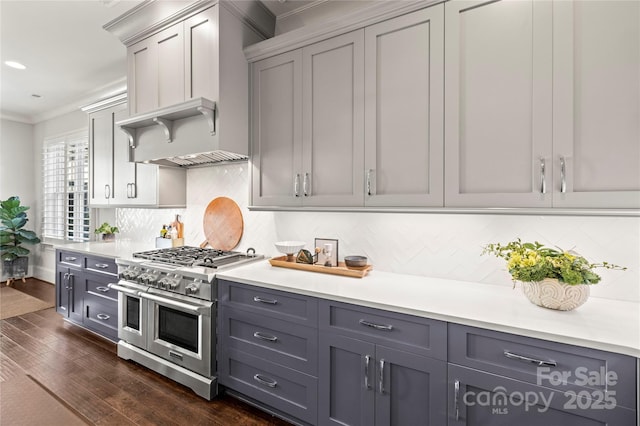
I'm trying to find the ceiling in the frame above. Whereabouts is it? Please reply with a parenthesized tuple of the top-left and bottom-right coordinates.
(0, 0, 310, 124)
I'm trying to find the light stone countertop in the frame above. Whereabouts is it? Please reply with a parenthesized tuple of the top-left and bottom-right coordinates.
(50, 239, 154, 259)
(217, 260, 640, 359)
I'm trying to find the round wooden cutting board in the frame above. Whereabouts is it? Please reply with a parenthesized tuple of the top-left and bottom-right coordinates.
(201, 197, 244, 251)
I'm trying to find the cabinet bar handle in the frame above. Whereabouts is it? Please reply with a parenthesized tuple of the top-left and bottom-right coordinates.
(64, 256, 77, 262)
(560, 156, 567, 193)
(359, 319, 393, 331)
(539, 158, 546, 194)
(105, 184, 111, 199)
(253, 374, 277, 388)
(64, 273, 71, 290)
(96, 313, 110, 321)
(253, 296, 277, 305)
(366, 169, 374, 196)
(303, 172, 310, 197)
(379, 359, 385, 394)
(503, 350, 557, 367)
(253, 331, 278, 342)
(95, 286, 110, 292)
(454, 379, 460, 421)
(364, 355, 371, 390)
(294, 174, 300, 197)
(95, 263, 109, 269)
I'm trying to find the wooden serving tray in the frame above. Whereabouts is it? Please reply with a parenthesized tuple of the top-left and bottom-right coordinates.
(269, 256, 372, 278)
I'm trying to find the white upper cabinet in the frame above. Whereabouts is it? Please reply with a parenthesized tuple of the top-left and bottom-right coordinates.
(302, 31, 365, 207)
(444, 0, 553, 208)
(364, 5, 444, 207)
(251, 50, 303, 207)
(552, 0, 640, 209)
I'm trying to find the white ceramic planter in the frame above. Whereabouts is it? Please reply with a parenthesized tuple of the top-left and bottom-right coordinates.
(521, 278, 590, 311)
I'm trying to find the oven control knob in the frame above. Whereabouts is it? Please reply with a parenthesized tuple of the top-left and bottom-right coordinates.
(185, 282, 199, 295)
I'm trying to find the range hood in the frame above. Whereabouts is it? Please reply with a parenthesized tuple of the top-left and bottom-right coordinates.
(116, 98, 248, 168)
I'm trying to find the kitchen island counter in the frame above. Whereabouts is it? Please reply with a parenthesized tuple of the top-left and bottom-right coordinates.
(218, 260, 640, 358)
(50, 239, 153, 259)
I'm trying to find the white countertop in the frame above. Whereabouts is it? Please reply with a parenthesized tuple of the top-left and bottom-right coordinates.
(51, 239, 154, 259)
(217, 260, 640, 358)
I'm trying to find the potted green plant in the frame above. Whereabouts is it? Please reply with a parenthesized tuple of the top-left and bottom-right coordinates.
(482, 239, 626, 311)
(94, 222, 119, 241)
(0, 196, 41, 283)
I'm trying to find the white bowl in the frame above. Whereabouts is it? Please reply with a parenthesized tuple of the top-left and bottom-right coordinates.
(274, 241, 306, 255)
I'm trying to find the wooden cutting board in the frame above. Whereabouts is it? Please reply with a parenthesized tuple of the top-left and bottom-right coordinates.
(201, 197, 244, 251)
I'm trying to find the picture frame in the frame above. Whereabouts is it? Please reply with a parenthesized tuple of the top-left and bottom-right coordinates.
(314, 238, 338, 267)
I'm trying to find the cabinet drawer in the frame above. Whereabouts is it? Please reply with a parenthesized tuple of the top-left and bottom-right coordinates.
(449, 364, 637, 425)
(84, 255, 117, 276)
(219, 280, 318, 325)
(319, 299, 447, 360)
(84, 295, 118, 341)
(220, 348, 317, 425)
(448, 324, 637, 410)
(221, 307, 318, 375)
(84, 274, 118, 302)
(57, 250, 83, 268)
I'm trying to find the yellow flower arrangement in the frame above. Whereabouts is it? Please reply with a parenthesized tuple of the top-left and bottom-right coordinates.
(482, 239, 626, 285)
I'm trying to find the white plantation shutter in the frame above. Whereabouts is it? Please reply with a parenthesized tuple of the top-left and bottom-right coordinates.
(42, 130, 91, 241)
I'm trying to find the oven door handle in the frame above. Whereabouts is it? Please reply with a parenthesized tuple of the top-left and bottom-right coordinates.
(108, 283, 140, 297)
(139, 292, 210, 316)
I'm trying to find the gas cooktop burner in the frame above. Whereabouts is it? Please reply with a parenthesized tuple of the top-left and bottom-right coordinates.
(133, 246, 242, 267)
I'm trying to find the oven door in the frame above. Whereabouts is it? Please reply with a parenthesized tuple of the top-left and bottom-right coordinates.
(141, 290, 213, 377)
(108, 281, 147, 349)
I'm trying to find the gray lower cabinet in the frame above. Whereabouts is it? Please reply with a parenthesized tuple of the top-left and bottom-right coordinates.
(448, 324, 637, 425)
(318, 300, 448, 426)
(218, 280, 319, 425)
(55, 249, 118, 341)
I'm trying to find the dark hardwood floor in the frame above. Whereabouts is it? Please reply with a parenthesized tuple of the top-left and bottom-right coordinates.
(1, 278, 292, 425)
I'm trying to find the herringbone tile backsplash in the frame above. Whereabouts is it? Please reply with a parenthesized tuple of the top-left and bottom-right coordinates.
(117, 163, 639, 302)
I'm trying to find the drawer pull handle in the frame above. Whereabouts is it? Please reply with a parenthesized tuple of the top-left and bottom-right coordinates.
(95, 286, 110, 293)
(96, 313, 110, 321)
(253, 296, 278, 305)
(95, 263, 109, 269)
(364, 355, 371, 390)
(359, 319, 393, 331)
(503, 350, 557, 367)
(64, 256, 77, 262)
(253, 332, 278, 342)
(454, 379, 460, 421)
(253, 374, 277, 388)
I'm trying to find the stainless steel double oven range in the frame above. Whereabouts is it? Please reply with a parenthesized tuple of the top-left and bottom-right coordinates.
(109, 246, 262, 400)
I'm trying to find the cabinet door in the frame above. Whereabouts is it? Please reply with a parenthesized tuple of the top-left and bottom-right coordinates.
(448, 364, 636, 426)
(110, 104, 134, 205)
(552, 0, 640, 208)
(251, 50, 303, 207)
(89, 108, 114, 206)
(67, 268, 84, 324)
(444, 0, 553, 207)
(302, 31, 365, 206)
(319, 333, 375, 426)
(184, 6, 218, 102)
(127, 23, 184, 115)
(364, 6, 444, 207)
(375, 346, 447, 426)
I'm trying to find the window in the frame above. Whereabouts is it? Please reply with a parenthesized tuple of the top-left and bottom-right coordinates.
(42, 130, 91, 241)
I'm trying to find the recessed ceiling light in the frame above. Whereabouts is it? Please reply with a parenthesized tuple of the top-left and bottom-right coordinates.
(4, 60, 26, 70)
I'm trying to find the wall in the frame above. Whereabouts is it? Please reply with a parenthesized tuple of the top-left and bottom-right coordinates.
(0, 119, 37, 278)
(117, 162, 640, 303)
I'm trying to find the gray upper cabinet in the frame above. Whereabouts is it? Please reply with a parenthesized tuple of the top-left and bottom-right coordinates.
(251, 50, 303, 207)
(552, 0, 640, 208)
(251, 31, 365, 207)
(85, 96, 186, 208)
(444, 0, 553, 208)
(445, 0, 639, 209)
(364, 5, 444, 207)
